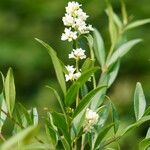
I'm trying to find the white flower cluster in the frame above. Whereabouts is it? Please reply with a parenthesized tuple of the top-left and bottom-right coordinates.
(84, 108, 99, 131)
(65, 65, 81, 82)
(69, 48, 86, 60)
(61, 1, 94, 42)
(65, 48, 86, 82)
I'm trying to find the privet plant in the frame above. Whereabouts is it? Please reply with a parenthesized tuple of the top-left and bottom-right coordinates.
(0, 1, 150, 150)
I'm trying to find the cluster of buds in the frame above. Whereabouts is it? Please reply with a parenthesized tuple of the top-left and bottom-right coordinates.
(84, 108, 99, 132)
(61, 1, 94, 42)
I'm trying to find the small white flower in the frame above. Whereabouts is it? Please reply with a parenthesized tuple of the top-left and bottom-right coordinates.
(62, 14, 75, 26)
(69, 48, 86, 60)
(65, 65, 76, 73)
(61, 28, 77, 42)
(84, 108, 99, 131)
(65, 65, 81, 82)
(76, 8, 89, 21)
(66, 1, 81, 15)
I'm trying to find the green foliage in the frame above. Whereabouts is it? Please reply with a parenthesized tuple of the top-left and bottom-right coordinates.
(134, 82, 146, 121)
(1, 125, 37, 150)
(4, 68, 16, 117)
(0, 1, 149, 150)
(35, 38, 66, 95)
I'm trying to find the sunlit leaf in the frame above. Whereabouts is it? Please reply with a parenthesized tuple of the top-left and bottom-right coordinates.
(111, 102, 119, 133)
(93, 28, 105, 66)
(73, 86, 106, 118)
(46, 86, 66, 116)
(107, 39, 142, 67)
(35, 38, 66, 95)
(1, 125, 37, 150)
(0, 93, 7, 132)
(51, 112, 71, 146)
(125, 18, 150, 31)
(134, 82, 146, 121)
(108, 61, 120, 87)
(94, 124, 114, 149)
(4, 68, 16, 117)
(120, 115, 150, 136)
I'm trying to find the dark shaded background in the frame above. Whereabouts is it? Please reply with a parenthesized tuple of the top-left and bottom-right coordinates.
(0, 0, 149, 149)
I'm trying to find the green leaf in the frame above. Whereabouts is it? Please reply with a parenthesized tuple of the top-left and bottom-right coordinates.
(17, 103, 32, 126)
(0, 71, 5, 88)
(0, 93, 7, 132)
(94, 124, 114, 149)
(139, 137, 150, 150)
(107, 39, 142, 67)
(21, 143, 51, 150)
(93, 28, 105, 66)
(120, 0, 128, 25)
(105, 9, 122, 31)
(125, 18, 150, 31)
(146, 128, 150, 138)
(97, 103, 110, 127)
(65, 67, 99, 106)
(111, 102, 119, 133)
(120, 115, 150, 136)
(73, 86, 106, 118)
(35, 38, 66, 95)
(32, 108, 38, 125)
(61, 136, 70, 150)
(108, 61, 120, 87)
(46, 86, 66, 116)
(144, 106, 150, 116)
(51, 112, 71, 146)
(45, 124, 58, 147)
(134, 82, 146, 121)
(1, 125, 37, 150)
(4, 68, 16, 117)
(81, 58, 94, 72)
(90, 72, 108, 110)
(106, 4, 118, 47)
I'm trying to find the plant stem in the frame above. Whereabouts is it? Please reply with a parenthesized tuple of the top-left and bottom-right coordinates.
(75, 58, 79, 107)
(0, 108, 44, 144)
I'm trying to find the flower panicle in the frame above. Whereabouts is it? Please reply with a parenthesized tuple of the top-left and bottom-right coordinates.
(61, 1, 94, 42)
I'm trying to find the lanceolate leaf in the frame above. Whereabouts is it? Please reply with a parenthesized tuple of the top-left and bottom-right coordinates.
(4, 68, 16, 117)
(125, 18, 150, 31)
(111, 102, 119, 133)
(35, 38, 66, 95)
(81, 58, 94, 72)
(134, 82, 146, 121)
(107, 39, 142, 67)
(108, 61, 120, 87)
(94, 124, 114, 149)
(0, 93, 7, 132)
(46, 86, 66, 116)
(93, 28, 105, 66)
(120, 115, 150, 136)
(144, 106, 150, 116)
(73, 86, 106, 118)
(139, 137, 150, 150)
(65, 67, 99, 106)
(1, 125, 37, 150)
(51, 112, 71, 146)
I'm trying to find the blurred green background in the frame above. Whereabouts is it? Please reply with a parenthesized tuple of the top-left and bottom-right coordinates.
(0, 0, 149, 149)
